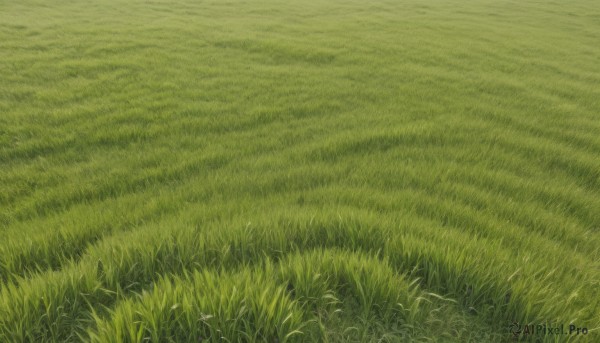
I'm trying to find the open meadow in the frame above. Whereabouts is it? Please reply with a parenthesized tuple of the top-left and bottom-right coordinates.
(1, 0, 599, 341)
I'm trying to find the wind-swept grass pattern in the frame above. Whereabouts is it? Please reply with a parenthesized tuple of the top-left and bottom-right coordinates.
(1, 0, 599, 341)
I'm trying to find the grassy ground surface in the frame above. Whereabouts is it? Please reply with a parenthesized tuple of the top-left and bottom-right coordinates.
(1, 0, 599, 341)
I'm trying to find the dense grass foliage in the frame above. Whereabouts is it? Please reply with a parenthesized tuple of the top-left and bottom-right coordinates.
(1, 0, 599, 341)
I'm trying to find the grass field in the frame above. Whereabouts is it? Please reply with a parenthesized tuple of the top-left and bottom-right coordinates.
(1, 0, 600, 341)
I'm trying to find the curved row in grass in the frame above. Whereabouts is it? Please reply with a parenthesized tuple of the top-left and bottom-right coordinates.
(89, 250, 426, 342)
(1, 213, 596, 341)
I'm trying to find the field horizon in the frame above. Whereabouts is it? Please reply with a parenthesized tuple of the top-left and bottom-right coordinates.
(1, 0, 599, 341)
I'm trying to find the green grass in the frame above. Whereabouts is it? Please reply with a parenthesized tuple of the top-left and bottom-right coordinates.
(1, 0, 599, 341)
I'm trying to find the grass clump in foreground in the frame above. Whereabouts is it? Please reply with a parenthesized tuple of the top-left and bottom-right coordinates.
(1, 0, 600, 341)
